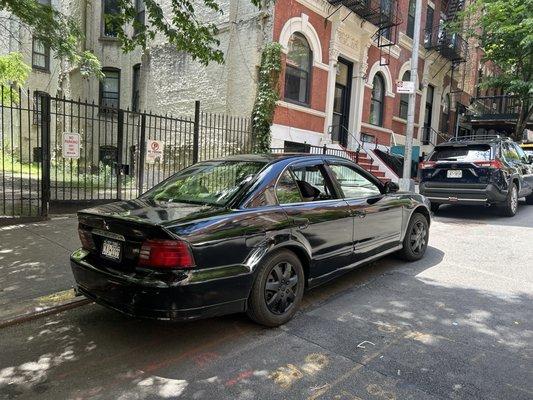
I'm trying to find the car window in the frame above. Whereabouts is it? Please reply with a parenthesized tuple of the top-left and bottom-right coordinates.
(429, 145, 492, 162)
(329, 164, 381, 199)
(276, 170, 303, 204)
(513, 143, 528, 162)
(502, 142, 520, 162)
(290, 164, 335, 202)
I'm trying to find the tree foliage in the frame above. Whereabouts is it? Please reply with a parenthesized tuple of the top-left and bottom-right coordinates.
(0, 52, 30, 104)
(0, 0, 267, 77)
(455, 0, 533, 139)
(251, 43, 282, 154)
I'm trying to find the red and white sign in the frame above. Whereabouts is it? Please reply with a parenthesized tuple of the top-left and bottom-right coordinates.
(396, 80, 415, 94)
(62, 133, 80, 159)
(146, 139, 164, 164)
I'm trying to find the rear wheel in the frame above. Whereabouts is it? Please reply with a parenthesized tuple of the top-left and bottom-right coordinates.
(397, 213, 429, 261)
(499, 183, 518, 217)
(246, 250, 305, 327)
(430, 203, 440, 213)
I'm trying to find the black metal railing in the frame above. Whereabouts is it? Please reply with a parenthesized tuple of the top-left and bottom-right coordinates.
(1, 87, 253, 220)
(424, 26, 467, 62)
(465, 95, 523, 121)
(421, 126, 452, 146)
(328, 0, 401, 29)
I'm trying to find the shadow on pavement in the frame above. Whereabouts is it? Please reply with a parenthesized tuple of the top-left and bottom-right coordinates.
(1, 245, 531, 400)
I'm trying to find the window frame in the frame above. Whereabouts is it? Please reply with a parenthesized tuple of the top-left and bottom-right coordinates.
(406, 0, 416, 38)
(134, 0, 146, 36)
(370, 73, 385, 126)
(399, 71, 411, 120)
(101, 0, 120, 38)
(32, 37, 50, 72)
(283, 32, 313, 107)
(325, 161, 384, 200)
(99, 67, 121, 112)
(274, 160, 340, 205)
(131, 63, 141, 112)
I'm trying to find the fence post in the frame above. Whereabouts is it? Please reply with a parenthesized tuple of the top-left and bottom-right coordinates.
(138, 113, 147, 197)
(116, 110, 124, 200)
(193, 100, 200, 164)
(40, 94, 51, 217)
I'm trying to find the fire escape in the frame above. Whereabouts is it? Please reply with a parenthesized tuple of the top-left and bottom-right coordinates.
(424, 0, 468, 94)
(327, 0, 402, 66)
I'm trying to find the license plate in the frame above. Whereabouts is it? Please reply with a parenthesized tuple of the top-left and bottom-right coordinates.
(101, 239, 121, 261)
(447, 170, 462, 178)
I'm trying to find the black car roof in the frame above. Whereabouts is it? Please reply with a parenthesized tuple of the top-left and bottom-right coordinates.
(210, 153, 351, 164)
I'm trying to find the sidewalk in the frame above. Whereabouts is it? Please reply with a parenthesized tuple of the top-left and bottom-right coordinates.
(0, 216, 82, 323)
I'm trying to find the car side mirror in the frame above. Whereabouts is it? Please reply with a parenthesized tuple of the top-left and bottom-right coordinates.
(384, 181, 399, 193)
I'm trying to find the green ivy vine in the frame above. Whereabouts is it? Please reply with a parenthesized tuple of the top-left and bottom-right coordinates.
(252, 42, 283, 154)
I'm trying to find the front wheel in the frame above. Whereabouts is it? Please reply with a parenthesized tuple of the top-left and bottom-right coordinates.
(397, 213, 429, 261)
(499, 183, 518, 217)
(430, 203, 440, 213)
(246, 250, 305, 327)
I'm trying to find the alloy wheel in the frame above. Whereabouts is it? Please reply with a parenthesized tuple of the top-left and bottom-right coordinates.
(265, 262, 298, 315)
(409, 221, 427, 255)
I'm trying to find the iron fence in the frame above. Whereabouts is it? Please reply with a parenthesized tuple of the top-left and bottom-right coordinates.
(1, 88, 253, 221)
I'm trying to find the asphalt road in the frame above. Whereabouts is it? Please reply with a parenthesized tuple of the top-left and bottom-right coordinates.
(1, 202, 532, 400)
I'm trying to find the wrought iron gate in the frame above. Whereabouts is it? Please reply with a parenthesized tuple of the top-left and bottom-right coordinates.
(1, 88, 253, 222)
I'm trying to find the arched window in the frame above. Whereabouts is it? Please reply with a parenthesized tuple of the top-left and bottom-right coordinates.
(284, 33, 312, 105)
(370, 73, 385, 126)
(399, 71, 411, 119)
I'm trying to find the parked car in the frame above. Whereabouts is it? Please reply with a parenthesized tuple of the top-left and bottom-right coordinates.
(71, 154, 431, 326)
(419, 135, 533, 216)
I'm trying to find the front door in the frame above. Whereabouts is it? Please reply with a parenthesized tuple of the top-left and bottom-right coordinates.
(423, 85, 435, 143)
(276, 160, 353, 282)
(331, 58, 353, 147)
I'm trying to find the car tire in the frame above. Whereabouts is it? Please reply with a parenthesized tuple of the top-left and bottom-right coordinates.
(430, 203, 440, 213)
(499, 183, 518, 217)
(246, 250, 305, 327)
(397, 213, 429, 262)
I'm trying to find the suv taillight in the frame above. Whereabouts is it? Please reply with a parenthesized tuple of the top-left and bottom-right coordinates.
(138, 239, 195, 269)
(419, 161, 436, 169)
(474, 159, 503, 169)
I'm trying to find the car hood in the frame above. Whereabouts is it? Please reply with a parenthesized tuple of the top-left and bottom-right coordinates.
(79, 199, 229, 227)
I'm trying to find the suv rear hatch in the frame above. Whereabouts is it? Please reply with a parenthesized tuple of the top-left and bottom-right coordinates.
(420, 143, 499, 186)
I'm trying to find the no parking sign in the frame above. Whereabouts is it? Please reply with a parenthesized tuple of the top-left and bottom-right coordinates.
(146, 139, 164, 164)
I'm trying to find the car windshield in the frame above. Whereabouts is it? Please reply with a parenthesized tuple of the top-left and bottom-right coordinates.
(522, 147, 533, 156)
(141, 160, 266, 206)
(430, 145, 492, 162)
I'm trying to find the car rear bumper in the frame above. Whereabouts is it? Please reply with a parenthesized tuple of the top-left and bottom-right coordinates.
(70, 249, 252, 321)
(419, 183, 507, 205)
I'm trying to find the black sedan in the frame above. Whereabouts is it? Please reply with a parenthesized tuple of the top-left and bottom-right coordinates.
(71, 154, 431, 326)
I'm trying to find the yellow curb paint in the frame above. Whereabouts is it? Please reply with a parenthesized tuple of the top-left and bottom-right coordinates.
(37, 289, 76, 304)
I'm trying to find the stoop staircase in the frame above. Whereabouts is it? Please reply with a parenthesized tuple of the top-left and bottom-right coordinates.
(340, 146, 391, 183)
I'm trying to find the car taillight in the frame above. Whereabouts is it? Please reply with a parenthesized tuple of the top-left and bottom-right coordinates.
(138, 239, 195, 269)
(78, 227, 95, 250)
(419, 161, 436, 169)
(474, 159, 503, 168)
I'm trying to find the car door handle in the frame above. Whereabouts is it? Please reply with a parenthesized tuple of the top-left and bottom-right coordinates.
(290, 217, 309, 229)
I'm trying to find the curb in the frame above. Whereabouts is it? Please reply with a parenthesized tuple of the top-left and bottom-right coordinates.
(0, 295, 92, 330)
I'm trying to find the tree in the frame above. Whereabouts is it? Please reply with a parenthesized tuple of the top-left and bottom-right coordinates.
(0, 52, 30, 104)
(0, 0, 266, 78)
(456, 0, 533, 140)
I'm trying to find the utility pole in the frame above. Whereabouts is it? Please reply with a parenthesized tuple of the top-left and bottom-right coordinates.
(399, 0, 423, 192)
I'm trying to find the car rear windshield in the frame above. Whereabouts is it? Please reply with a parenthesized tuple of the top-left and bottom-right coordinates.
(429, 145, 492, 162)
(141, 160, 266, 206)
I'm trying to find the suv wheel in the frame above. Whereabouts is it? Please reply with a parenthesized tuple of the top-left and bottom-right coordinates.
(397, 213, 429, 261)
(246, 250, 305, 327)
(500, 183, 518, 217)
(430, 203, 440, 213)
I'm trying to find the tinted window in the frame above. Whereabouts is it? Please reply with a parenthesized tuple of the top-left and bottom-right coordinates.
(329, 164, 381, 198)
(290, 164, 334, 201)
(429, 145, 492, 162)
(502, 142, 520, 162)
(142, 161, 265, 206)
(276, 170, 302, 204)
